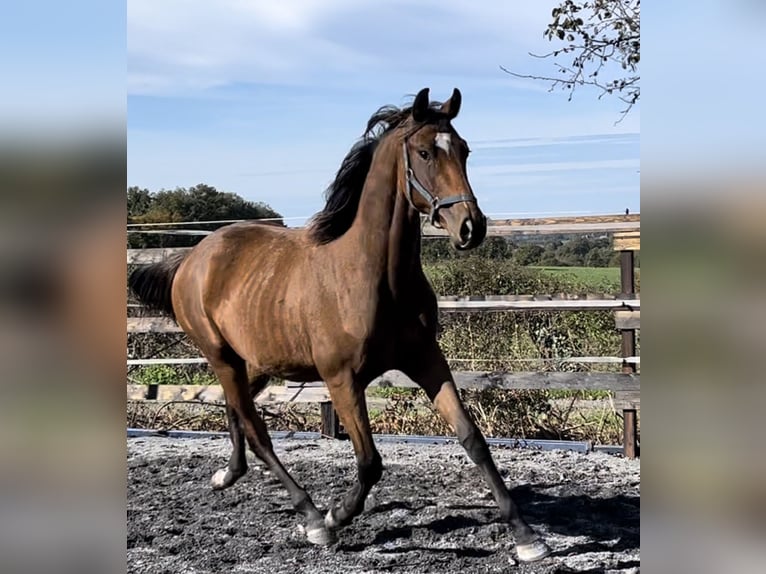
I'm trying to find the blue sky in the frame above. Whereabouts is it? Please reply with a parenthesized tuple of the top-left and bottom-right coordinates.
(128, 1, 640, 225)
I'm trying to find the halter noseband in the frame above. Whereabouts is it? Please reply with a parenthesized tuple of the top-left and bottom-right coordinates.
(402, 124, 476, 228)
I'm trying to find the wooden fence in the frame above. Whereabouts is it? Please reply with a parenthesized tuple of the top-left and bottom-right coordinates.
(127, 213, 641, 456)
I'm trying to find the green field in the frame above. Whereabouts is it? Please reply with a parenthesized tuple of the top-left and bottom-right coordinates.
(531, 266, 639, 292)
(533, 266, 619, 281)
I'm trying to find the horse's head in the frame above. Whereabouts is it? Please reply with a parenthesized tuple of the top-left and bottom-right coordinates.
(400, 87, 487, 250)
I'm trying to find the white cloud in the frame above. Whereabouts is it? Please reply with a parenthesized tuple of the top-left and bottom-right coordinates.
(471, 134, 638, 151)
(473, 159, 640, 177)
(458, 104, 641, 142)
(128, 0, 555, 96)
(129, 0, 363, 94)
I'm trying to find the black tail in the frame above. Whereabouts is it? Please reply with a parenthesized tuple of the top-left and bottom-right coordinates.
(128, 252, 188, 318)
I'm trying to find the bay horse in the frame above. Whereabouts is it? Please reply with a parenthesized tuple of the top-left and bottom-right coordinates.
(128, 88, 551, 562)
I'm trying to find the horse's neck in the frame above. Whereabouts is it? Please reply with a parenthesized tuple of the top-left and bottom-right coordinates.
(387, 190, 423, 299)
(344, 138, 422, 296)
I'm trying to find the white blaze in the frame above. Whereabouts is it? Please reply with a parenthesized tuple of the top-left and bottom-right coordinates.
(435, 132, 451, 155)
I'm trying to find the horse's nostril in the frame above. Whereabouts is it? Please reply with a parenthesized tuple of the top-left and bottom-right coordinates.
(460, 219, 473, 243)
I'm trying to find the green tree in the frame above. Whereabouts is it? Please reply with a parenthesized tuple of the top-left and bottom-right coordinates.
(539, 251, 560, 266)
(557, 237, 601, 266)
(585, 246, 612, 267)
(512, 244, 545, 266)
(127, 186, 152, 218)
(452, 236, 511, 260)
(421, 238, 454, 263)
(422, 236, 514, 262)
(127, 184, 284, 248)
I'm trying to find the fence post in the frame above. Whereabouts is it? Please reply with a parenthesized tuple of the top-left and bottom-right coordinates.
(620, 248, 639, 459)
(320, 401, 341, 439)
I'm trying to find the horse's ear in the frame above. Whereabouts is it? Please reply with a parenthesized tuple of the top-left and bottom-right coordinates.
(440, 88, 462, 119)
(412, 88, 430, 122)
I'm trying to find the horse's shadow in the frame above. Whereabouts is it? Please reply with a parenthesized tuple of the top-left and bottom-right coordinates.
(511, 483, 640, 555)
(340, 485, 640, 558)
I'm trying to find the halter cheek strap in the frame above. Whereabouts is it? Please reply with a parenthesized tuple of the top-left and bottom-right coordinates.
(401, 139, 476, 228)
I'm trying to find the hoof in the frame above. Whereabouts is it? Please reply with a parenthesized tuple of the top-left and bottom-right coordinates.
(304, 524, 337, 546)
(210, 468, 231, 490)
(210, 468, 243, 490)
(324, 509, 341, 530)
(516, 539, 551, 562)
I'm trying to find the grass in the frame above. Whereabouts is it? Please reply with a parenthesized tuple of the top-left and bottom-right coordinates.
(530, 266, 640, 293)
(369, 387, 610, 401)
(129, 364, 218, 386)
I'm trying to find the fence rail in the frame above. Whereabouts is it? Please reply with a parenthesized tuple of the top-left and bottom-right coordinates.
(127, 369, 640, 405)
(127, 214, 640, 262)
(126, 356, 640, 367)
(127, 298, 639, 335)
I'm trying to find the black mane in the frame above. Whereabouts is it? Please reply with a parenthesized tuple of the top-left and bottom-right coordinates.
(307, 99, 445, 244)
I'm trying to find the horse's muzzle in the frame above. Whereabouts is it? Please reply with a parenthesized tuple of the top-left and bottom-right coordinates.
(441, 203, 487, 250)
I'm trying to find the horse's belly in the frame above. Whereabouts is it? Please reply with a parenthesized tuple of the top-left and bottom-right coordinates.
(237, 328, 313, 374)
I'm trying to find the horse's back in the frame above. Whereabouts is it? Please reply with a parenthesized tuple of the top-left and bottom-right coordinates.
(177, 220, 308, 308)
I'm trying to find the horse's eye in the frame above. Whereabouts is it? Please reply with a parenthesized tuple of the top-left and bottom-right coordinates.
(418, 150, 430, 161)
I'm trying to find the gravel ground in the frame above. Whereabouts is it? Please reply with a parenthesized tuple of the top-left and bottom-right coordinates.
(128, 436, 639, 573)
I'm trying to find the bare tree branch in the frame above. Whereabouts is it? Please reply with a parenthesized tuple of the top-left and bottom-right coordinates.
(503, 0, 640, 124)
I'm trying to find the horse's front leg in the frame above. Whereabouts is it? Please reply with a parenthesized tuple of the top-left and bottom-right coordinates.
(399, 338, 551, 563)
(323, 370, 383, 530)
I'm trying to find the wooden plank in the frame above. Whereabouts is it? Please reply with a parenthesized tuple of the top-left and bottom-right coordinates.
(623, 407, 638, 458)
(485, 214, 640, 226)
(613, 231, 641, 251)
(128, 358, 208, 366)
(127, 215, 641, 264)
(615, 310, 640, 330)
(129, 375, 640, 405)
(129, 294, 640, 308)
(620, 250, 636, 297)
(127, 316, 181, 333)
(128, 371, 641, 392)
(128, 220, 640, 249)
(130, 229, 210, 236)
(127, 385, 150, 400)
(425, 214, 639, 236)
(423, 221, 640, 237)
(614, 390, 641, 410)
(256, 385, 331, 404)
(126, 384, 331, 404)
(131, 372, 640, 396)
(134, 356, 641, 368)
(320, 402, 342, 438)
(127, 247, 190, 265)
(450, 371, 639, 392)
(127, 299, 641, 333)
(129, 214, 639, 231)
(437, 299, 640, 312)
(155, 385, 225, 403)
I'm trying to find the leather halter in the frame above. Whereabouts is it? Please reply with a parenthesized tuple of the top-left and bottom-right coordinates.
(401, 125, 476, 228)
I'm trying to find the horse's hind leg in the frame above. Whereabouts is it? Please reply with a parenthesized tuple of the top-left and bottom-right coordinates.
(400, 339, 551, 563)
(210, 374, 270, 490)
(210, 404, 247, 489)
(208, 350, 334, 545)
(323, 370, 382, 530)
